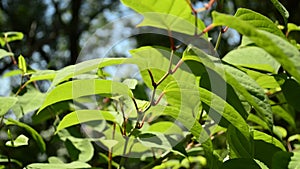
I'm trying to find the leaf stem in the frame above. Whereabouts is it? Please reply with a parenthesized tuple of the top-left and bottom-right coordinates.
(214, 30, 222, 51)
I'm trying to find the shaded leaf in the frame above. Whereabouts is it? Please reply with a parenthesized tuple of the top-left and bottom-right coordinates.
(281, 79, 300, 111)
(271, 101, 296, 129)
(272, 151, 292, 169)
(0, 97, 17, 116)
(13, 86, 45, 118)
(220, 158, 261, 169)
(227, 125, 253, 158)
(5, 119, 46, 152)
(269, 0, 289, 25)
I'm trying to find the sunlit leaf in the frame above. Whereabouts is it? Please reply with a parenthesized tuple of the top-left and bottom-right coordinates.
(147, 121, 182, 135)
(38, 79, 133, 113)
(288, 151, 300, 169)
(0, 49, 13, 60)
(56, 110, 119, 133)
(253, 130, 285, 151)
(5, 134, 29, 147)
(18, 55, 27, 74)
(121, 0, 206, 35)
(122, 78, 138, 89)
(235, 8, 285, 38)
(26, 161, 91, 169)
(212, 11, 300, 83)
(223, 46, 280, 73)
(0, 32, 24, 46)
(52, 58, 127, 87)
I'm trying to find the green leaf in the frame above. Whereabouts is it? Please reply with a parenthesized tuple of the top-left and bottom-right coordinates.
(0, 97, 18, 116)
(199, 87, 251, 140)
(183, 46, 273, 131)
(227, 125, 253, 158)
(57, 130, 94, 162)
(271, 101, 296, 129)
(0, 32, 24, 46)
(28, 70, 56, 82)
(56, 110, 118, 133)
(5, 118, 46, 152)
(38, 79, 133, 113)
(247, 114, 269, 130)
(18, 55, 27, 74)
(0, 49, 13, 60)
(147, 121, 182, 135)
(212, 11, 300, 83)
(223, 46, 280, 73)
(121, 0, 206, 35)
(52, 58, 127, 87)
(26, 161, 91, 169)
(281, 79, 300, 112)
(254, 159, 270, 169)
(32, 102, 71, 124)
(220, 158, 261, 169)
(243, 69, 280, 89)
(137, 133, 185, 156)
(235, 8, 285, 38)
(12, 87, 45, 118)
(272, 151, 292, 169)
(253, 130, 285, 151)
(288, 23, 300, 32)
(269, 0, 289, 25)
(3, 69, 25, 77)
(288, 151, 300, 169)
(5, 134, 29, 147)
(0, 157, 22, 167)
(122, 78, 138, 89)
(48, 157, 64, 164)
